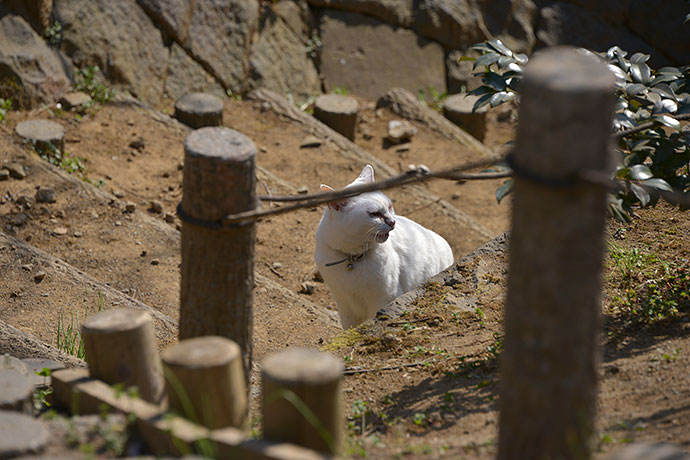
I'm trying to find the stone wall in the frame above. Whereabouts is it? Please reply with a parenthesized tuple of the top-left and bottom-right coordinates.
(0, 0, 687, 108)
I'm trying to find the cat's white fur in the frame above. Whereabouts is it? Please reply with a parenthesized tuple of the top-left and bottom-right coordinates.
(315, 165, 454, 329)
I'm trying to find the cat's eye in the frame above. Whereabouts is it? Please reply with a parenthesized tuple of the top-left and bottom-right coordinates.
(368, 211, 383, 218)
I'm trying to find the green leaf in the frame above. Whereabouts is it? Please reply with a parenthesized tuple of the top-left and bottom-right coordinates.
(472, 93, 493, 113)
(654, 115, 681, 130)
(468, 86, 494, 97)
(631, 62, 652, 84)
(649, 83, 676, 100)
(514, 53, 528, 65)
(608, 64, 628, 82)
(625, 83, 647, 97)
(482, 71, 507, 91)
(489, 91, 515, 107)
(642, 178, 673, 191)
(630, 183, 650, 206)
(495, 179, 513, 204)
(470, 43, 495, 53)
(473, 52, 500, 70)
(497, 55, 515, 69)
(652, 98, 678, 115)
(458, 56, 476, 63)
(630, 53, 650, 64)
(487, 39, 512, 56)
(657, 67, 682, 76)
(629, 164, 653, 180)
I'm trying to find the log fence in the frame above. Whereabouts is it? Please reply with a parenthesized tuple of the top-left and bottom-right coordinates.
(40, 46, 690, 459)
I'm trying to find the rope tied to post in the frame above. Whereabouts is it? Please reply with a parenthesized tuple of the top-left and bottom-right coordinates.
(175, 152, 690, 228)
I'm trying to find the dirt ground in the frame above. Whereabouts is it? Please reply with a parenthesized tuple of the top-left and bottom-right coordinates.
(0, 93, 688, 459)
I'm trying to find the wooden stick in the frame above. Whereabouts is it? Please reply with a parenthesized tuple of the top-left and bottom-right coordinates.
(161, 336, 247, 429)
(81, 308, 164, 404)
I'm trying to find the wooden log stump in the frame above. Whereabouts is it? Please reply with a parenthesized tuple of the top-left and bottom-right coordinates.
(174, 92, 224, 129)
(261, 348, 343, 455)
(442, 93, 488, 141)
(81, 308, 164, 405)
(313, 94, 359, 140)
(161, 336, 247, 429)
(15, 119, 65, 153)
(498, 47, 615, 460)
(179, 127, 256, 390)
(0, 410, 48, 458)
(0, 371, 33, 413)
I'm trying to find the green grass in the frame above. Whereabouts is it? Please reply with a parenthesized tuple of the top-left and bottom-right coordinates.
(56, 292, 104, 359)
(75, 66, 115, 104)
(0, 97, 11, 122)
(607, 241, 689, 322)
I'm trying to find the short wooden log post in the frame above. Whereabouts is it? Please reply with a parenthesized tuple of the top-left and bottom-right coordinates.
(261, 348, 343, 455)
(161, 336, 247, 429)
(15, 119, 65, 153)
(179, 127, 256, 390)
(498, 47, 615, 460)
(174, 92, 224, 129)
(81, 308, 165, 405)
(313, 94, 359, 140)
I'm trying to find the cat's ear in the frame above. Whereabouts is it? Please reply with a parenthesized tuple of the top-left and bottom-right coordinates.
(357, 164, 375, 183)
(321, 184, 347, 211)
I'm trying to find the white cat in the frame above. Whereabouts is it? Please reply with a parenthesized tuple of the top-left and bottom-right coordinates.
(314, 164, 454, 329)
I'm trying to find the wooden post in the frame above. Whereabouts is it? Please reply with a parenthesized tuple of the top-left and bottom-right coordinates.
(498, 47, 615, 460)
(81, 308, 164, 404)
(179, 127, 256, 388)
(261, 348, 343, 455)
(161, 336, 247, 429)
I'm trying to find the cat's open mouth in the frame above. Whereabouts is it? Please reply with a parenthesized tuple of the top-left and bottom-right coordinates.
(375, 231, 390, 243)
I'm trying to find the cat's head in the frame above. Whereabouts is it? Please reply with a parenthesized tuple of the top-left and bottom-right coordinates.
(321, 165, 396, 249)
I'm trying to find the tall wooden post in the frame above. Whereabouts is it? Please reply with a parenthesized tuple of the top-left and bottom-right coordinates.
(498, 47, 615, 459)
(179, 127, 256, 389)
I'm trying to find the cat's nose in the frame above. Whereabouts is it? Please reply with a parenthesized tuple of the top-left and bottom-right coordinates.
(386, 218, 396, 229)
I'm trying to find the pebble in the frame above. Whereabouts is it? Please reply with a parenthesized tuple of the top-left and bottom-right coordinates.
(51, 227, 67, 236)
(0, 411, 48, 457)
(114, 220, 122, 226)
(16, 195, 32, 208)
(164, 213, 175, 223)
(8, 213, 28, 226)
(4, 163, 26, 180)
(296, 186, 308, 194)
(151, 259, 160, 266)
(396, 143, 411, 152)
(149, 200, 163, 213)
(272, 262, 283, 270)
(33, 271, 46, 282)
(300, 135, 323, 149)
(21, 264, 33, 271)
(300, 282, 316, 295)
(113, 190, 125, 198)
(35, 187, 57, 203)
(386, 120, 417, 144)
(125, 202, 136, 213)
(73, 231, 83, 238)
(129, 137, 145, 150)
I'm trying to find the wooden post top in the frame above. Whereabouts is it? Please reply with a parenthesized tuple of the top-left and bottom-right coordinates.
(82, 308, 151, 333)
(184, 127, 256, 163)
(262, 348, 343, 385)
(523, 47, 614, 93)
(162, 336, 241, 368)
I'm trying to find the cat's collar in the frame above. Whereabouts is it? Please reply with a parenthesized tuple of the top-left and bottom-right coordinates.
(324, 250, 367, 271)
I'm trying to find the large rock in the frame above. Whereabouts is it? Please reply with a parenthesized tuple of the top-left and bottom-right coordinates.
(319, 9, 445, 100)
(409, 0, 536, 53)
(535, 2, 659, 63)
(136, 0, 191, 42)
(247, 2, 320, 100)
(54, 0, 168, 105)
(0, 13, 71, 107)
(164, 43, 226, 101)
(1, 0, 53, 33)
(307, 0, 413, 26)
(186, 0, 259, 93)
(627, 0, 690, 67)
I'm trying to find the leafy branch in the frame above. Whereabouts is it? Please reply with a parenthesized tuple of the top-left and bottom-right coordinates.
(464, 40, 690, 221)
